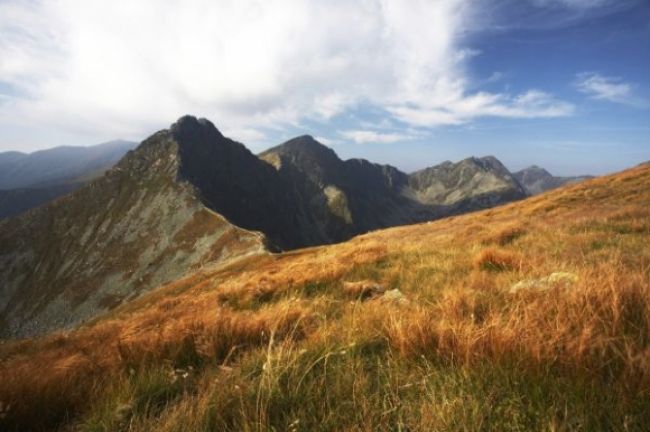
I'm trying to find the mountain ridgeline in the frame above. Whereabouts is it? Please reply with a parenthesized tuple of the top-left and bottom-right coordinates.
(0, 140, 136, 218)
(0, 116, 530, 337)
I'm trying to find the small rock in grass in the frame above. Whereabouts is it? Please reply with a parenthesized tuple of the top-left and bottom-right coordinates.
(381, 289, 410, 305)
(509, 272, 578, 294)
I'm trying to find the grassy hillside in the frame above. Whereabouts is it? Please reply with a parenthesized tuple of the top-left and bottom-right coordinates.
(1, 164, 649, 431)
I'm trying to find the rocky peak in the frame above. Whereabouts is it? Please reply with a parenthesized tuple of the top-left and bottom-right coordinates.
(171, 115, 223, 140)
(260, 135, 342, 184)
(516, 165, 553, 181)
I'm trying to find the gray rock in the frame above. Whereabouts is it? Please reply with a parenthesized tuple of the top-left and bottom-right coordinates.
(509, 272, 578, 294)
(381, 289, 410, 305)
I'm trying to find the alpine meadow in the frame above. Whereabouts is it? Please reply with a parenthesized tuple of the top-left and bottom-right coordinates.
(0, 1, 649, 431)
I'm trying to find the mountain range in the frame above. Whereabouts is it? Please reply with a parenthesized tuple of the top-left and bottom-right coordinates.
(0, 116, 590, 337)
(1, 143, 648, 431)
(0, 140, 136, 219)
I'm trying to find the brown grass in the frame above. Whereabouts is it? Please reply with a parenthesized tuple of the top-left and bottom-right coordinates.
(1, 164, 649, 430)
(341, 280, 386, 299)
(473, 247, 522, 272)
(482, 223, 526, 245)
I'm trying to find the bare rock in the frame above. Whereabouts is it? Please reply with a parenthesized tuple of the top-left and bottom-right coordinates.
(381, 289, 410, 305)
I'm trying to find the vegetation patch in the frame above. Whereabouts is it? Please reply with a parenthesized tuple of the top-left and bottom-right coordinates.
(473, 247, 521, 272)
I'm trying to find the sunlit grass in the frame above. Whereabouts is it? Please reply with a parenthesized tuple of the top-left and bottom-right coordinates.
(1, 164, 649, 430)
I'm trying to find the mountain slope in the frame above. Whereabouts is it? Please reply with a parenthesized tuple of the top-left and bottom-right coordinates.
(260, 135, 421, 242)
(0, 119, 267, 338)
(1, 162, 648, 431)
(514, 165, 592, 195)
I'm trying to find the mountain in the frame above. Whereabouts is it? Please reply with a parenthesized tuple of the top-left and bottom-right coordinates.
(513, 165, 592, 195)
(1, 161, 648, 431)
(0, 116, 527, 338)
(0, 140, 136, 219)
(0, 140, 136, 189)
(260, 136, 527, 241)
(0, 119, 268, 338)
(259, 135, 421, 243)
(0, 184, 79, 219)
(407, 156, 527, 211)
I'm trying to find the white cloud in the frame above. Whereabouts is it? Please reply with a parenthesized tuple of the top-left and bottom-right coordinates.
(532, 0, 611, 9)
(340, 130, 417, 144)
(575, 72, 643, 106)
(0, 0, 575, 150)
(388, 90, 574, 126)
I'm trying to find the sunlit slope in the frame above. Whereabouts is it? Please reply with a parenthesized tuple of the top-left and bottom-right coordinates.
(1, 164, 649, 431)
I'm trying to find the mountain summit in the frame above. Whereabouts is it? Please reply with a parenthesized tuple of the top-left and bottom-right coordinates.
(1, 116, 529, 337)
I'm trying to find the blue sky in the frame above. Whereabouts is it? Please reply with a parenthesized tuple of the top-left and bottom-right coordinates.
(0, 0, 648, 175)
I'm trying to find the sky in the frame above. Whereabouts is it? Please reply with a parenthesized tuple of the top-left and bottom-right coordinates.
(0, 0, 648, 175)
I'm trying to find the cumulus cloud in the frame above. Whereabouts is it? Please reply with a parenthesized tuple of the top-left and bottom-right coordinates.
(0, 0, 574, 149)
(575, 72, 644, 106)
(388, 90, 574, 126)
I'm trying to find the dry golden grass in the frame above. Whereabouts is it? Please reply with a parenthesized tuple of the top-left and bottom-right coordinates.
(1, 164, 649, 430)
(473, 247, 522, 272)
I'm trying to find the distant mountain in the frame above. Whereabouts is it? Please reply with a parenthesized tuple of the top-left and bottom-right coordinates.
(0, 116, 528, 338)
(0, 184, 79, 219)
(513, 165, 593, 195)
(407, 156, 527, 211)
(0, 140, 136, 219)
(0, 140, 136, 189)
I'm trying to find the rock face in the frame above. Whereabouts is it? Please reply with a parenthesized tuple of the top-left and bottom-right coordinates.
(0, 115, 529, 338)
(0, 140, 136, 219)
(514, 165, 592, 195)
